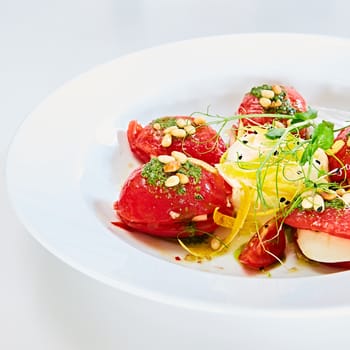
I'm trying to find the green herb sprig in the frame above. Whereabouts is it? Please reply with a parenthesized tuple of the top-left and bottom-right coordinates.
(191, 107, 345, 213)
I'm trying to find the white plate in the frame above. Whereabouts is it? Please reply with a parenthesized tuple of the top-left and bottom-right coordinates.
(6, 33, 350, 316)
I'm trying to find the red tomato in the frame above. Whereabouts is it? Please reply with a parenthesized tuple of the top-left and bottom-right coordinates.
(114, 158, 231, 238)
(237, 93, 266, 122)
(127, 116, 227, 165)
(325, 261, 350, 269)
(328, 127, 350, 183)
(284, 208, 350, 240)
(238, 218, 286, 270)
(237, 85, 308, 132)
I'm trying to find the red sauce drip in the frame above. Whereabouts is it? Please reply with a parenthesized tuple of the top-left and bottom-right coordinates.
(111, 221, 129, 230)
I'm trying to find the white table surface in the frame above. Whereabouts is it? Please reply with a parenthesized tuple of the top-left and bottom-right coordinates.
(3, 1, 350, 349)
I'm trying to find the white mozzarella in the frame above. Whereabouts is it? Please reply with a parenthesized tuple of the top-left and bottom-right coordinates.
(297, 229, 350, 263)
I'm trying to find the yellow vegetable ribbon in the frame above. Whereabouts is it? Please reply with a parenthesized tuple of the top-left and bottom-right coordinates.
(178, 183, 254, 259)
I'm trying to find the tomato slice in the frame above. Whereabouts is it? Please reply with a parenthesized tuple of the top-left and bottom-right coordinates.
(284, 208, 350, 240)
(238, 218, 286, 270)
(236, 85, 308, 134)
(114, 157, 231, 238)
(238, 85, 307, 116)
(127, 116, 227, 165)
(328, 127, 350, 183)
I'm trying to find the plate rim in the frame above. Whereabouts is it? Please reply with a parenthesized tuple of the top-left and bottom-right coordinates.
(6, 32, 350, 315)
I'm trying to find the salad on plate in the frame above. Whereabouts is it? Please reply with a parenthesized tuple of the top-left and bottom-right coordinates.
(113, 83, 350, 272)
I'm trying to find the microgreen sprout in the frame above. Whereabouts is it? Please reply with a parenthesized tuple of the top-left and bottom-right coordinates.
(190, 107, 347, 219)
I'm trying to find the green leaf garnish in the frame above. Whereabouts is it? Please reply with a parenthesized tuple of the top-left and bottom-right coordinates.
(300, 120, 334, 165)
(265, 128, 286, 140)
(291, 108, 318, 124)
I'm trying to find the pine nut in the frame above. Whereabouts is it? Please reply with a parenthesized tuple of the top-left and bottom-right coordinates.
(184, 124, 196, 135)
(318, 190, 337, 201)
(171, 151, 187, 164)
(210, 237, 221, 250)
(163, 160, 181, 173)
(176, 118, 190, 128)
(153, 122, 161, 130)
(259, 97, 272, 108)
(188, 157, 217, 173)
(193, 116, 206, 125)
(336, 188, 346, 196)
(165, 175, 180, 187)
(161, 133, 172, 147)
(261, 89, 275, 99)
(171, 128, 187, 138)
(158, 155, 175, 164)
(328, 140, 345, 155)
(169, 211, 180, 219)
(164, 125, 178, 134)
(272, 85, 282, 95)
(176, 172, 189, 184)
(192, 214, 208, 222)
(273, 99, 282, 107)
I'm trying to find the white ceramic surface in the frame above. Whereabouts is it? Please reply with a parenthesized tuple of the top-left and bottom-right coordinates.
(7, 33, 350, 316)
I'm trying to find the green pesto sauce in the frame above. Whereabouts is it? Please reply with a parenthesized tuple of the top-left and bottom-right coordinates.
(250, 84, 296, 115)
(141, 158, 168, 186)
(141, 158, 202, 192)
(324, 198, 346, 210)
(151, 117, 178, 129)
(250, 84, 273, 97)
(177, 186, 186, 195)
(194, 193, 204, 200)
(181, 227, 209, 241)
(177, 161, 202, 184)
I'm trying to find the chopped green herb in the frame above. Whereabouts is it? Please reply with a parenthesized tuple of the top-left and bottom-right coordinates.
(141, 158, 202, 192)
(141, 158, 167, 186)
(250, 84, 272, 98)
(324, 198, 346, 210)
(177, 186, 186, 195)
(178, 161, 202, 183)
(194, 193, 204, 200)
(291, 108, 318, 125)
(180, 231, 209, 243)
(152, 117, 177, 129)
(272, 101, 296, 115)
(250, 84, 297, 115)
(300, 120, 334, 166)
